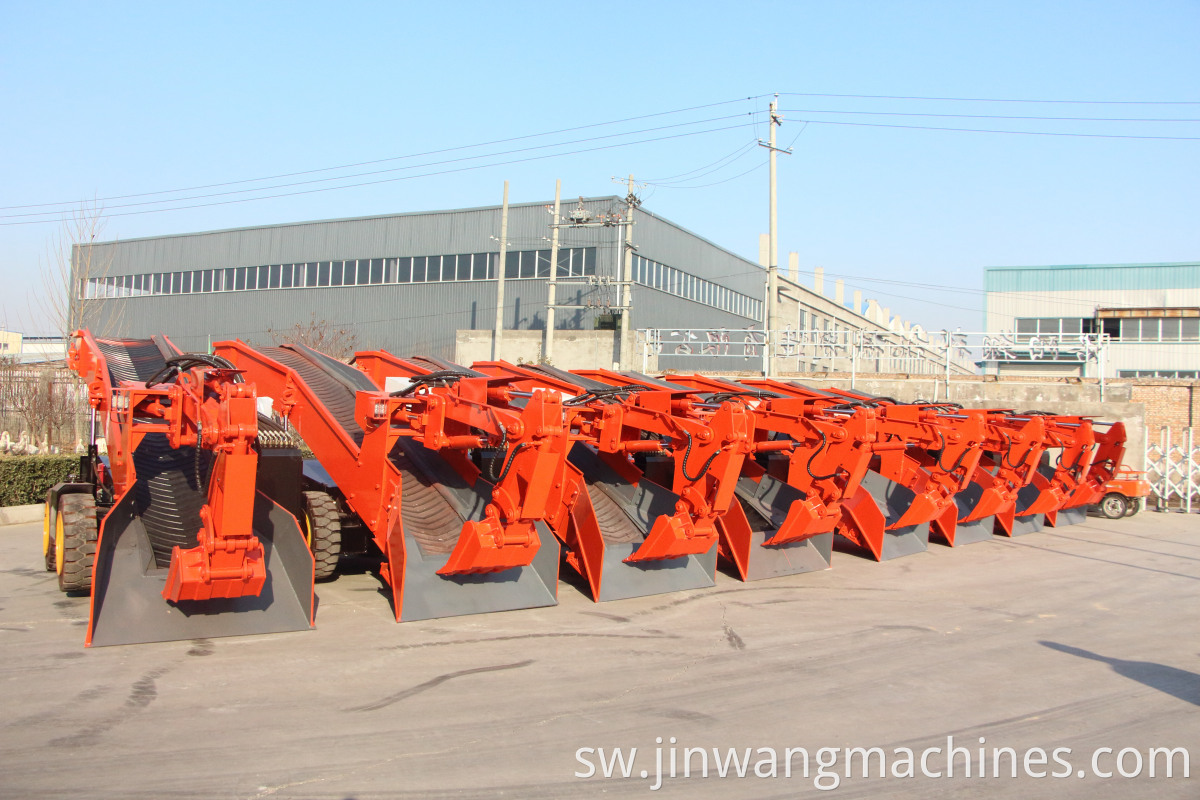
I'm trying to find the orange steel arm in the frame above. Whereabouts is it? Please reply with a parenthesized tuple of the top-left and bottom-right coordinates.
(568, 368, 756, 561)
(68, 330, 268, 603)
(649, 373, 879, 545)
(472, 361, 755, 562)
(959, 413, 1047, 523)
(216, 342, 577, 587)
(1021, 415, 1098, 515)
(352, 350, 579, 576)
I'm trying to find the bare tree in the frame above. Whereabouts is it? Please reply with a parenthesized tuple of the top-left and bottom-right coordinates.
(0, 359, 83, 448)
(267, 313, 359, 361)
(32, 201, 123, 343)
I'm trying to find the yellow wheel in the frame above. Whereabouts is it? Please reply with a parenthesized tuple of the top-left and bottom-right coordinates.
(54, 507, 65, 576)
(42, 496, 54, 571)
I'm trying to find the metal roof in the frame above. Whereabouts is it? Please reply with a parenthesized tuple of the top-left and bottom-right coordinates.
(985, 261, 1200, 293)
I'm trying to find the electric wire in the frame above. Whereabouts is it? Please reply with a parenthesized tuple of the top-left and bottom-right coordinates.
(780, 92, 1200, 105)
(1, 114, 762, 221)
(786, 118, 1200, 141)
(1, 95, 771, 212)
(0, 120, 760, 227)
(782, 108, 1200, 123)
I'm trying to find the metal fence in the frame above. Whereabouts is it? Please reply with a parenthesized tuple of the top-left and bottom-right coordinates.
(638, 327, 1110, 398)
(0, 363, 88, 452)
(1146, 427, 1200, 513)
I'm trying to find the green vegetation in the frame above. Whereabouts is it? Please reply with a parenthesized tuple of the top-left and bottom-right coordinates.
(0, 454, 80, 507)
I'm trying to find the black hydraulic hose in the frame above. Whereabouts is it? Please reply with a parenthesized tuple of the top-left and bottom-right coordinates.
(680, 429, 722, 483)
(806, 428, 841, 482)
(1052, 443, 1088, 473)
(706, 390, 778, 404)
(480, 406, 510, 483)
(915, 400, 963, 411)
(996, 429, 1025, 469)
(564, 384, 650, 406)
(391, 369, 477, 396)
(144, 353, 238, 388)
(489, 441, 533, 484)
(934, 429, 971, 475)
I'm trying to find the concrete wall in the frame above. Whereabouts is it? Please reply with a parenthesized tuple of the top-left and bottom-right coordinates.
(455, 329, 620, 370)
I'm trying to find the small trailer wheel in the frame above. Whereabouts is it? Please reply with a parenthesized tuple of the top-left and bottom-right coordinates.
(1098, 492, 1129, 520)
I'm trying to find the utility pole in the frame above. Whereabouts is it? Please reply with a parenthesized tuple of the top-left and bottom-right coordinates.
(619, 174, 637, 370)
(545, 180, 562, 364)
(492, 180, 509, 360)
(545, 193, 634, 367)
(758, 95, 790, 376)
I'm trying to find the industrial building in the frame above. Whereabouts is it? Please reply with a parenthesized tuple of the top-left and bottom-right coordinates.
(983, 261, 1200, 379)
(74, 196, 908, 371)
(0, 330, 69, 365)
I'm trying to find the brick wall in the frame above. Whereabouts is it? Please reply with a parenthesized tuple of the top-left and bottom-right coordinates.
(1129, 381, 1200, 445)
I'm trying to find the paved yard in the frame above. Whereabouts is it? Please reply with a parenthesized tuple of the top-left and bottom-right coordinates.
(0, 510, 1196, 799)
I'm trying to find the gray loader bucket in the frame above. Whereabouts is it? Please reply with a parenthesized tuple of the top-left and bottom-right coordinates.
(729, 474, 833, 581)
(941, 481, 996, 546)
(569, 443, 716, 603)
(1048, 506, 1088, 528)
(858, 470, 930, 560)
(397, 521, 560, 622)
(86, 491, 315, 647)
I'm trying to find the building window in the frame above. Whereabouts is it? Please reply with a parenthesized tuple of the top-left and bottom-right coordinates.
(103, 246, 597, 299)
(1015, 317, 1101, 340)
(1118, 369, 1199, 379)
(630, 254, 762, 320)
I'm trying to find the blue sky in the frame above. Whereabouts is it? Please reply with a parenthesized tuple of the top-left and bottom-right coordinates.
(1, 1, 1197, 335)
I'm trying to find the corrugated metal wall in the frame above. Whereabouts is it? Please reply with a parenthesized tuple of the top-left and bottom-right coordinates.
(633, 207, 767, 302)
(985, 262, 1200, 293)
(83, 198, 770, 359)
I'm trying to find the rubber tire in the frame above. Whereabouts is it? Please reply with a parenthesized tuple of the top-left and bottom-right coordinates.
(1124, 498, 1141, 517)
(57, 493, 98, 593)
(1098, 492, 1129, 520)
(43, 491, 56, 572)
(303, 490, 342, 581)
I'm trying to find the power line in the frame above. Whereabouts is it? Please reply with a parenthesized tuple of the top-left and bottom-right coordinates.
(790, 118, 1200, 140)
(645, 143, 760, 186)
(0, 96, 771, 213)
(1, 114, 763, 221)
(647, 161, 766, 190)
(646, 116, 813, 191)
(8, 92, 1194, 218)
(0, 121, 760, 227)
(642, 140, 758, 183)
(781, 92, 1200, 105)
(783, 108, 1200, 123)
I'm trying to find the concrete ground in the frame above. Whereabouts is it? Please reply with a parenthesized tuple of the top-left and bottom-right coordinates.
(0, 511, 1196, 799)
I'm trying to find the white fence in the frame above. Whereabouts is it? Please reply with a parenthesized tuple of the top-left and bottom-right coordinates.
(1146, 427, 1200, 513)
(0, 364, 88, 451)
(639, 328, 1110, 397)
